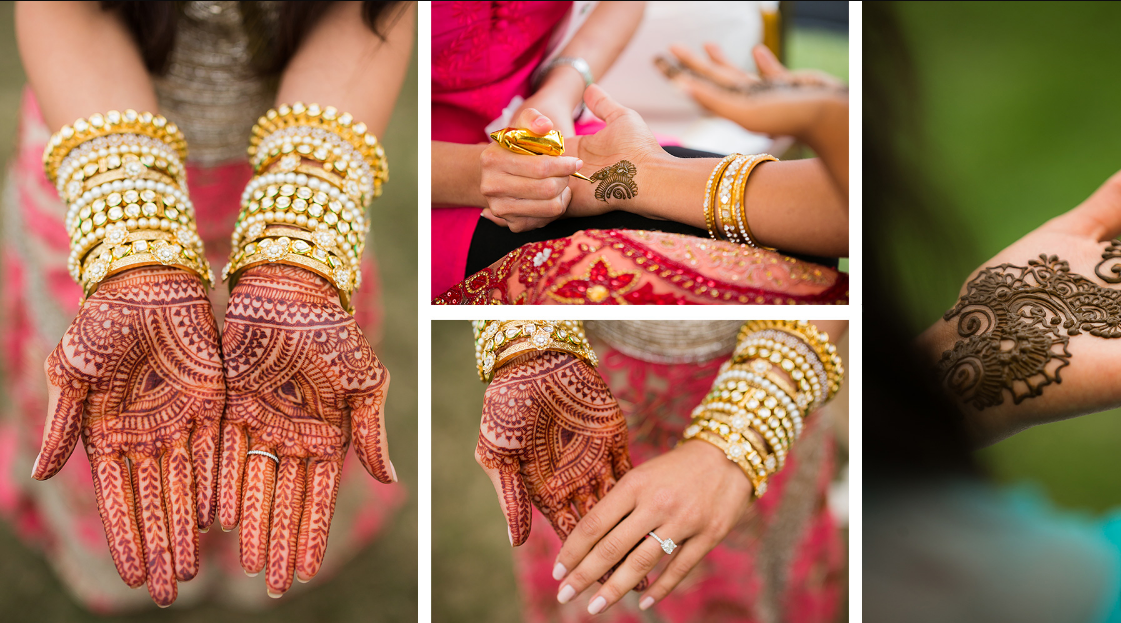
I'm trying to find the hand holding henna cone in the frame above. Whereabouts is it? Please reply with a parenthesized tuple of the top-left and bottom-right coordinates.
(219, 264, 394, 597)
(35, 268, 225, 607)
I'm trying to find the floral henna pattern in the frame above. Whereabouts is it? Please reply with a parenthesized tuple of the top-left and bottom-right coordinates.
(475, 351, 648, 589)
(36, 267, 224, 607)
(220, 264, 392, 597)
(589, 160, 638, 202)
(941, 252, 1121, 409)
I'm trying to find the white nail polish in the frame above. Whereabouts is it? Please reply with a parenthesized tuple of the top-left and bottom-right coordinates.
(31, 453, 40, 478)
(588, 596, 606, 615)
(296, 576, 310, 584)
(267, 590, 282, 599)
(245, 570, 258, 578)
(557, 584, 575, 604)
(157, 603, 171, 609)
(389, 460, 398, 483)
(198, 526, 209, 534)
(639, 596, 655, 611)
(508, 527, 513, 546)
(552, 562, 566, 581)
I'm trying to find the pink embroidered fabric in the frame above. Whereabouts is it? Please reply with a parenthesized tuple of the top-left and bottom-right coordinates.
(431, 0, 574, 297)
(512, 342, 844, 622)
(0, 91, 404, 611)
(434, 229, 849, 304)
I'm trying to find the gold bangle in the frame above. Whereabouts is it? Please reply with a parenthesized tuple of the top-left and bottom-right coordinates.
(45, 110, 187, 184)
(729, 154, 776, 247)
(684, 427, 769, 498)
(80, 232, 212, 299)
(704, 155, 738, 241)
(473, 320, 597, 382)
(224, 233, 355, 312)
(738, 321, 844, 401)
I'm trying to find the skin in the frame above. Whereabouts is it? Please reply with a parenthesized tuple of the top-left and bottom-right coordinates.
(553, 320, 847, 615)
(918, 170, 1121, 446)
(19, 0, 414, 603)
(431, 1, 644, 214)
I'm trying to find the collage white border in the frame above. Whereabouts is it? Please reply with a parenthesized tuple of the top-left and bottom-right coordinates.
(415, 1, 861, 620)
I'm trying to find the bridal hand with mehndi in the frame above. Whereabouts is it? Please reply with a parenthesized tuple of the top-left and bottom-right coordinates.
(36, 266, 225, 607)
(219, 264, 394, 597)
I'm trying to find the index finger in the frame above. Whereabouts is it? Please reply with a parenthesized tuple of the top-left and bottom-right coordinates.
(553, 476, 637, 580)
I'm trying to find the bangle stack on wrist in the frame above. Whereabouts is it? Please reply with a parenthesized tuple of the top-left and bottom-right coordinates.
(224, 103, 388, 313)
(472, 320, 597, 382)
(44, 110, 212, 301)
(702, 153, 777, 247)
(684, 320, 844, 498)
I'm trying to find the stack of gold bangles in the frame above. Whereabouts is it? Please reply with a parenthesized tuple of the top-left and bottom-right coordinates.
(684, 320, 844, 498)
(473, 320, 597, 382)
(223, 103, 388, 313)
(702, 153, 777, 247)
(44, 110, 212, 300)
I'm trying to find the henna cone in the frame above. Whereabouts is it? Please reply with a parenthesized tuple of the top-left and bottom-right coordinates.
(296, 459, 342, 582)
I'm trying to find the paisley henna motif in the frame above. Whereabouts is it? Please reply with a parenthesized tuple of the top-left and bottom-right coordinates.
(475, 351, 647, 589)
(941, 253, 1121, 409)
(219, 264, 392, 597)
(589, 160, 638, 203)
(36, 266, 224, 607)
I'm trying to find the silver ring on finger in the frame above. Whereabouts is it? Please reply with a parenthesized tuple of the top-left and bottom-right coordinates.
(647, 531, 677, 555)
(247, 449, 279, 465)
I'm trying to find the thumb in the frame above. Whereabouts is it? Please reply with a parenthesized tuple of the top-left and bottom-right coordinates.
(514, 107, 554, 135)
(475, 436, 532, 546)
(1044, 168, 1121, 240)
(584, 84, 632, 125)
(35, 348, 89, 480)
(753, 44, 789, 79)
(349, 370, 395, 484)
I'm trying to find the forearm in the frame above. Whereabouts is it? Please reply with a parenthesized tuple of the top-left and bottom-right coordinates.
(432, 142, 487, 208)
(16, 1, 157, 130)
(803, 99, 848, 201)
(533, 1, 645, 110)
(596, 153, 847, 256)
(276, 1, 414, 137)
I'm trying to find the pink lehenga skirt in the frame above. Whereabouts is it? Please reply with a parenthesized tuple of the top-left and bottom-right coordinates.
(0, 91, 404, 612)
(434, 229, 848, 305)
(512, 340, 844, 623)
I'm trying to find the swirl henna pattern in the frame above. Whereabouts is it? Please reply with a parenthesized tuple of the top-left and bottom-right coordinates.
(940, 253, 1121, 409)
(220, 264, 393, 598)
(35, 266, 224, 607)
(475, 351, 648, 589)
(590, 160, 638, 202)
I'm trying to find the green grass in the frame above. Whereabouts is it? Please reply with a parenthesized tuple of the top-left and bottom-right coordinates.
(892, 2, 1121, 512)
(0, 2, 418, 620)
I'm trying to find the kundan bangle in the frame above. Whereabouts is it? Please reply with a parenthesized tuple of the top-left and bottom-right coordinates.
(45, 110, 212, 300)
(704, 155, 738, 241)
(226, 103, 388, 313)
(473, 320, 597, 382)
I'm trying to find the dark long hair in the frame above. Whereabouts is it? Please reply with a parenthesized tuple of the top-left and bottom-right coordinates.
(865, 3, 980, 479)
(100, 1, 406, 75)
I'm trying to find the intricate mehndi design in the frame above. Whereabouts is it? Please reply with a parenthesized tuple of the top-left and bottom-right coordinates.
(940, 251, 1121, 409)
(476, 351, 648, 589)
(220, 264, 391, 596)
(590, 160, 638, 202)
(37, 267, 224, 607)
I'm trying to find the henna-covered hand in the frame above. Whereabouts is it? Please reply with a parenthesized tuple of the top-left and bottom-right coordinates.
(219, 264, 393, 598)
(35, 266, 224, 607)
(920, 170, 1121, 444)
(474, 351, 647, 589)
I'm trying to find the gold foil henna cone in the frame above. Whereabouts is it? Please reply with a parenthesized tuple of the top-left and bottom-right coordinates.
(489, 128, 593, 181)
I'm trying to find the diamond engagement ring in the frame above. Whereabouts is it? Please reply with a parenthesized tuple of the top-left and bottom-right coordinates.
(247, 450, 280, 465)
(648, 531, 677, 555)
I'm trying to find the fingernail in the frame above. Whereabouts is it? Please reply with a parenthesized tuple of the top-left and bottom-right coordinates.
(557, 584, 575, 604)
(389, 460, 398, 483)
(508, 527, 513, 546)
(640, 596, 655, 610)
(552, 562, 567, 581)
(267, 590, 282, 599)
(157, 603, 171, 609)
(198, 526, 209, 534)
(31, 453, 40, 479)
(588, 596, 606, 615)
(296, 575, 310, 584)
(221, 526, 232, 533)
(245, 570, 258, 577)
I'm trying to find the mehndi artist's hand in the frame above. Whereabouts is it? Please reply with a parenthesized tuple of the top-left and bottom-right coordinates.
(35, 266, 225, 607)
(479, 107, 584, 232)
(552, 439, 753, 614)
(918, 170, 1121, 444)
(219, 264, 394, 597)
(474, 351, 635, 557)
(667, 43, 846, 141)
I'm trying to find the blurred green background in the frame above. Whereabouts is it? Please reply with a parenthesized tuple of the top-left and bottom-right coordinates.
(0, 3, 418, 621)
(891, 2, 1121, 512)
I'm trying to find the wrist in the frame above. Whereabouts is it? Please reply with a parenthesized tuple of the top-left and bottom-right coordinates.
(680, 439, 754, 496)
(534, 66, 588, 114)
